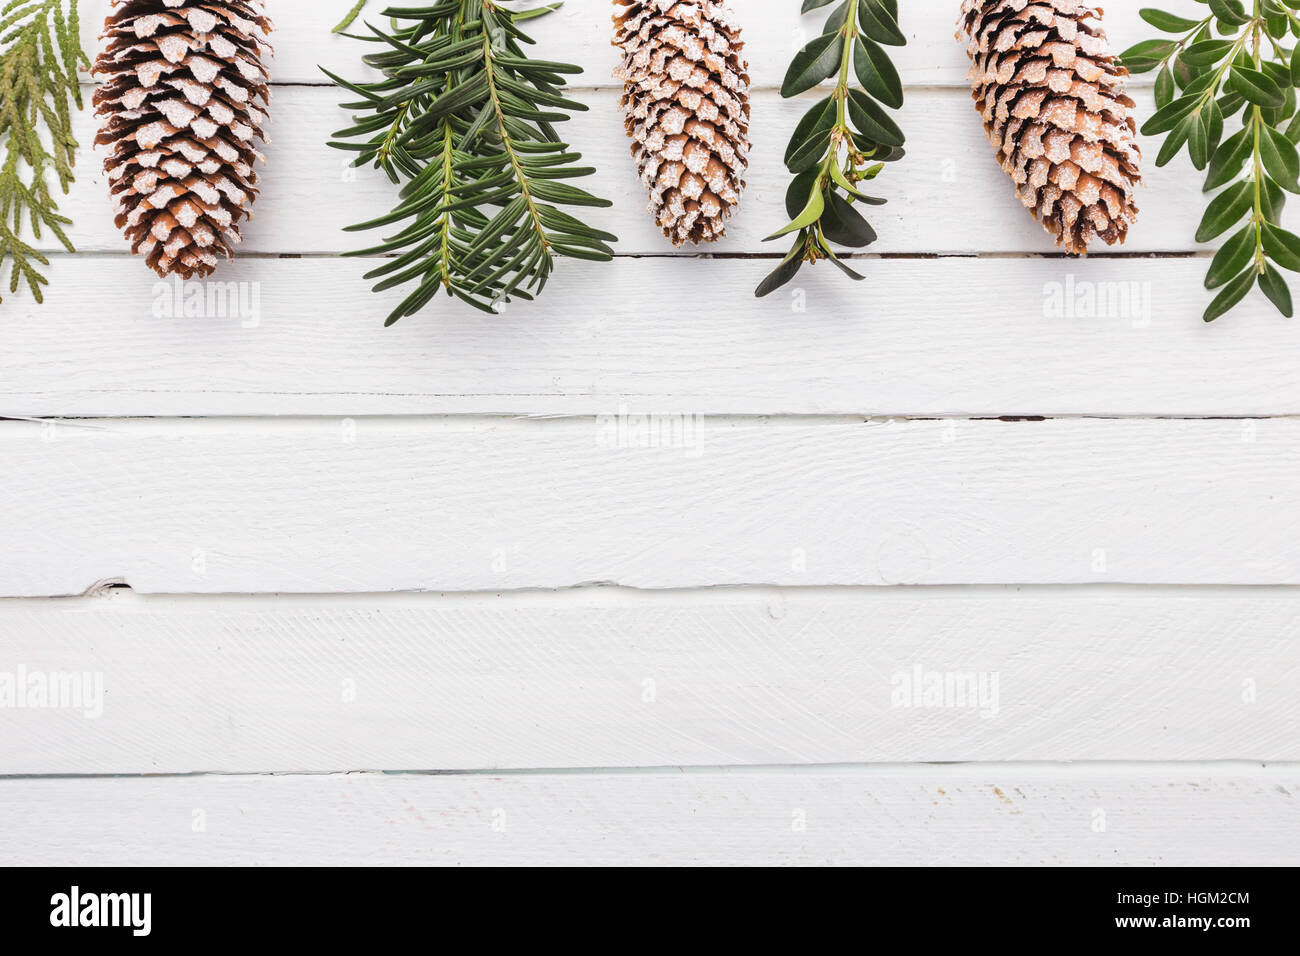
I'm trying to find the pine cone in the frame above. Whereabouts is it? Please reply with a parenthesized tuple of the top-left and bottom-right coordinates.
(93, 0, 272, 279)
(613, 0, 750, 246)
(958, 0, 1140, 254)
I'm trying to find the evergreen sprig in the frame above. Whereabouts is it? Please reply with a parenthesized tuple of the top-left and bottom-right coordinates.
(1123, 1, 1300, 321)
(334, 1, 369, 34)
(757, 0, 906, 297)
(0, 0, 87, 306)
(324, 0, 615, 325)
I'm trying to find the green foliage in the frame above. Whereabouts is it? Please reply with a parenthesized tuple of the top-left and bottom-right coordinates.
(1122, 1, 1300, 321)
(0, 0, 87, 306)
(334, 0, 369, 34)
(757, 0, 906, 298)
(325, 0, 615, 325)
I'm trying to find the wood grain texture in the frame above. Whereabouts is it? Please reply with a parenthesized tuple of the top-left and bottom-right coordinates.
(42, 87, 1226, 257)
(74, 0, 1161, 90)
(2, 765, 1295, 866)
(0, 587, 1295, 773)
(5, 257, 1299, 418)
(1, 417, 1297, 597)
(1, 1, 1284, 869)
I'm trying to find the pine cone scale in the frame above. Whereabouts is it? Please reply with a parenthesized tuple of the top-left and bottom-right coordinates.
(959, 0, 1140, 255)
(94, 0, 271, 279)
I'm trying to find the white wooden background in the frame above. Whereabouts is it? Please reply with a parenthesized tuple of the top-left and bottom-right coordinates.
(1, 0, 1298, 866)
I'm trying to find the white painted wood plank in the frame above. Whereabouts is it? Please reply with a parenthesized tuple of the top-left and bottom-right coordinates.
(46, 87, 1216, 256)
(74, 0, 1160, 90)
(0, 587, 1294, 773)
(2, 765, 1294, 866)
(5, 258, 1298, 419)
(1, 417, 1297, 596)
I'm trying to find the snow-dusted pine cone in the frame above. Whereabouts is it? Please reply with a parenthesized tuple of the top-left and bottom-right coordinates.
(613, 0, 750, 245)
(958, 0, 1140, 254)
(93, 0, 272, 279)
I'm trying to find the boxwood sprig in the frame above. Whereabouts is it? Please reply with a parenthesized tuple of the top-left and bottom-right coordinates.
(756, 0, 906, 297)
(1123, 1, 1300, 321)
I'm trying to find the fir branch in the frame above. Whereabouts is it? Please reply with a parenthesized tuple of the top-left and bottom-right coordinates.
(1123, 1, 1300, 321)
(0, 0, 88, 305)
(324, 0, 615, 325)
(757, 0, 906, 297)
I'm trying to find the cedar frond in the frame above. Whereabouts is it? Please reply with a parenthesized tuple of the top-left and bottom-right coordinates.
(333, 0, 369, 34)
(0, 0, 88, 305)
